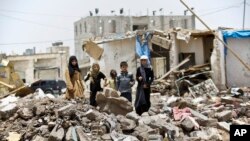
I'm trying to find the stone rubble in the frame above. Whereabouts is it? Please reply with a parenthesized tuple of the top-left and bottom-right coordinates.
(0, 85, 249, 141)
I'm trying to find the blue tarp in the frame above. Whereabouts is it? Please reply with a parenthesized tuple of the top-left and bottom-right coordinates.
(136, 32, 151, 64)
(222, 30, 250, 55)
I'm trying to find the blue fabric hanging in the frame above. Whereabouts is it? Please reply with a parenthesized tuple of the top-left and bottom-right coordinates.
(136, 32, 151, 63)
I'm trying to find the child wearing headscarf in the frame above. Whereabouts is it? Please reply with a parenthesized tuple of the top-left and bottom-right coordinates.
(84, 63, 107, 106)
(135, 55, 154, 115)
(65, 56, 85, 99)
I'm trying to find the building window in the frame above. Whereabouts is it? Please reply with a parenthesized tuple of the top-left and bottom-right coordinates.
(108, 20, 116, 33)
(80, 24, 82, 34)
(75, 25, 78, 35)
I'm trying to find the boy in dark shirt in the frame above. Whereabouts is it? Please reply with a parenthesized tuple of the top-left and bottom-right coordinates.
(117, 61, 135, 102)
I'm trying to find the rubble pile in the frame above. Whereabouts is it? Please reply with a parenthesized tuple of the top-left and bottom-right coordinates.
(0, 86, 250, 141)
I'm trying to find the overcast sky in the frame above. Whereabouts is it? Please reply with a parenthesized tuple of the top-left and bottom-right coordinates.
(0, 0, 249, 55)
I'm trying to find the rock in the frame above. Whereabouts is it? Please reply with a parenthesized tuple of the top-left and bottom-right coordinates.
(76, 126, 90, 141)
(110, 130, 139, 141)
(18, 107, 34, 120)
(139, 116, 153, 125)
(101, 134, 112, 140)
(66, 127, 77, 141)
(216, 110, 232, 121)
(200, 118, 218, 127)
(133, 125, 155, 140)
(33, 135, 46, 141)
(221, 96, 243, 104)
(103, 87, 119, 97)
(217, 122, 230, 132)
(148, 106, 161, 115)
(212, 105, 225, 112)
(55, 104, 74, 118)
(96, 92, 133, 116)
(166, 96, 181, 107)
(150, 93, 162, 105)
(126, 111, 140, 122)
(117, 115, 136, 131)
(0, 103, 18, 120)
(148, 134, 163, 141)
(190, 127, 222, 141)
(48, 122, 56, 131)
(6, 132, 21, 141)
(181, 116, 199, 132)
(39, 125, 49, 136)
(85, 109, 102, 121)
(48, 124, 65, 141)
(189, 108, 208, 121)
(201, 109, 215, 117)
(34, 105, 46, 116)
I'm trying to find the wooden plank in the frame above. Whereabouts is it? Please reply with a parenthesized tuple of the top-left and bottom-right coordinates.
(0, 80, 15, 89)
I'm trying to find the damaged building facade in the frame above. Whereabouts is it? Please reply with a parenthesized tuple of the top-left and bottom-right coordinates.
(74, 15, 196, 73)
(6, 45, 69, 84)
(82, 28, 250, 91)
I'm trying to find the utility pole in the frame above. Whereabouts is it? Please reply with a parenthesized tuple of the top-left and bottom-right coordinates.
(243, 0, 246, 29)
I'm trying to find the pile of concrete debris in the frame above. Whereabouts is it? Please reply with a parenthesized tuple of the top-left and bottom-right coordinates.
(0, 87, 250, 141)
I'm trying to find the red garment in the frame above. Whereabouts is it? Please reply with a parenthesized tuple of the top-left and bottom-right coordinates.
(173, 107, 191, 121)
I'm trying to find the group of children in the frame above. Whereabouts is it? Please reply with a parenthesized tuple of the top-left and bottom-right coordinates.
(65, 55, 154, 115)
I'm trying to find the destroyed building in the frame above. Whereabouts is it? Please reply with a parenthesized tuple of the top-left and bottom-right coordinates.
(6, 45, 69, 84)
(74, 15, 196, 73)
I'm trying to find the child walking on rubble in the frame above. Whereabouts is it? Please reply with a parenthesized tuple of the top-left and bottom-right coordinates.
(117, 61, 135, 102)
(84, 63, 107, 106)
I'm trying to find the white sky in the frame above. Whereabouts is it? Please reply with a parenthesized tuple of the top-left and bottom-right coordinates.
(0, 0, 249, 55)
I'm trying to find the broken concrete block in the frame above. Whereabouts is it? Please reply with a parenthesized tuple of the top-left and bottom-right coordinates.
(48, 122, 56, 131)
(32, 135, 46, 141)
(217, 122, 230, 132)
(85, 109, 101, 121)
(34, 105, 46, 116)
(18, 108, 34, 120)
(110, 131, 139, 141)
(200, 118, 218, 127)
(0, 103, 17, 120)
(103, 87, 119, 97)
(126, 111, 140, 122)
(96, 92, 133, 116)
(190, 127, 222, 141)
(148, 134, 163, 141)
(101, 134, 112, 140)
(221, 96, 243, 104)
(55, 104, 74, 118)
(76, 126, 90, 141)
(189, 108, 208, 121)
(117, 115, 136, 131)
(48, 124, 65, 141)
(39, 125, 49, 136)
(216, 110, 232, 121)
(181, 116, 199, 132)
(6, 132, 21, 141)
(66, 127, 78, 141)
